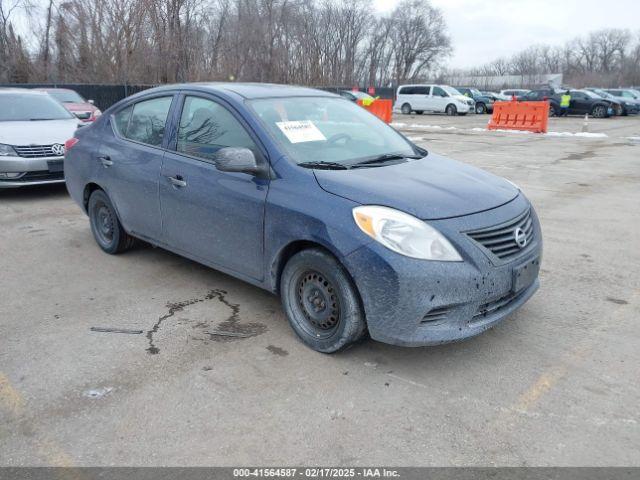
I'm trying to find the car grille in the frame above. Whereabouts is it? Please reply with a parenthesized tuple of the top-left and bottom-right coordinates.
(13, 145, 61, 158)
(467, 209, 534, 261)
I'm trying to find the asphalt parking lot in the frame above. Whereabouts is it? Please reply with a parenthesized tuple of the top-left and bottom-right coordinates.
(1, 114, 639, 466)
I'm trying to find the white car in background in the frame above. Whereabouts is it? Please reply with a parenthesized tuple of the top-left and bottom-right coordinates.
(0, 89, 80, 188)
(394, 84, 473, 116)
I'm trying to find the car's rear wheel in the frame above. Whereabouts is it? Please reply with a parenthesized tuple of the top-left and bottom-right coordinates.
(475, 103, 486, 114)
(280, 249, 366, 353)
(401, 103, 412, 115)
(592, 105, 607, 118)
(88, 189, 136, 254)
(445, 104, 457, 116)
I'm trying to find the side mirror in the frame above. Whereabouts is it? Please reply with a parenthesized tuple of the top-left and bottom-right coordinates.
(88, 99, 95, 105)
(214, 147, 265, 176)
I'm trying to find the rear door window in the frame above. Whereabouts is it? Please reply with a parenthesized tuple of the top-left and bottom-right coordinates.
(399, 87, 414, 95)
(119, 96, 173, 147)
(414, 86, 431, 95)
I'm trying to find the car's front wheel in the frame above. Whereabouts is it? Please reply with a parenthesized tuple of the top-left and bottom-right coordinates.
(445, 104, 457, 116)
(280, 249, 367, 353)
(88, 189, 136, 254)
(591, 105, 607, 118)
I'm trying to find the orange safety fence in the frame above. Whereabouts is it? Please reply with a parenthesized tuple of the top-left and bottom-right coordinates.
(488, 101, 549, 133)
(357, 99, 393, 124)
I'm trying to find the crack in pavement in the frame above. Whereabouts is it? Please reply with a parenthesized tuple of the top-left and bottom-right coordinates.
(146, 289, 267, 354)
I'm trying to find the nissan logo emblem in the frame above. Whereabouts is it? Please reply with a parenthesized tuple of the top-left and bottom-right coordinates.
(52, 144, 65, 156)
(514, 227, 527, 248)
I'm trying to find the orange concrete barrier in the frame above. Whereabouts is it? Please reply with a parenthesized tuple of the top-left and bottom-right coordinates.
(357, 99, 393, 124)
(488, 101, 549, 133)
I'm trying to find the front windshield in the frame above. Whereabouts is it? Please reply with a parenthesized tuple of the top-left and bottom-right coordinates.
(470, 88, 482, 96)
(0, 93, 75, 121)
(443, 86, 462, 96)
(591, 89, 608, 97)
(249, 97, 418, 166)
(48, 90, 85, 103)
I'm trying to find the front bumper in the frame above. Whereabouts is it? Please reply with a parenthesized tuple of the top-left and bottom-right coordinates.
(343, 194, 542, 347)
(0, 154, 65, 188)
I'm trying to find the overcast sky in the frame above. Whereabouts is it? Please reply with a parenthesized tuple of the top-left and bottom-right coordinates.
(375, 0, 640, 69)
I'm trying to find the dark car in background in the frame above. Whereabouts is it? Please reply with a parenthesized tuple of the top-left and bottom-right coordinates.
(455, 87, 494, 114)
(64, 83, 541, 353)
(482, 91, 510, 102)
(522, 89, 614, 117)
(604, 89, 640, 115)
(585, 88, 631, 115)
(36, 88, 102, 123)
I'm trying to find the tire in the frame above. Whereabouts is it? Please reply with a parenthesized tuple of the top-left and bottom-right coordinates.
(88, 189, 136, 254)
(475, 103, 486, 114)
(280, 248, 367, 353)
(445, 104, 457, 116)
(549, 105, 557, 117)
(401, 103, 412, 115)
(591, 105, 607, 118)
(415, 110, 424, 115)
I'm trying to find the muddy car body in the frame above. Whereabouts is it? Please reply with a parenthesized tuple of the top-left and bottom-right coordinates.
(64, 83, 542, 352)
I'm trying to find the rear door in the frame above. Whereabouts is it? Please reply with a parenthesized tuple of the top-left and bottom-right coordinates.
(98, 94, 175, 240)
(412, 86, 431, 110)
(159, 93, 269, 280)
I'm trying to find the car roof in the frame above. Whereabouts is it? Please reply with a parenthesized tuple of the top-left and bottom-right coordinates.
(0, 88, 49, 96)
(144, 82, 336, 100)
(34, 87, 76, 93)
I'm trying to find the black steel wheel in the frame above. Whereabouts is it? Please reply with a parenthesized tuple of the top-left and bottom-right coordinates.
(296, 271, 341, 336)
(280, 248, 367, 353)
(88, 189, 136, 254)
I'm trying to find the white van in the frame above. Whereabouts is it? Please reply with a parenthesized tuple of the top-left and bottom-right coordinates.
(394, 85, 473, 116)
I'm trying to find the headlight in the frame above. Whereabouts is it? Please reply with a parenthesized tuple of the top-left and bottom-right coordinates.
(94, 109, 102, 117)
(353, 205, 463, 261)
(0, 144, 17, 157)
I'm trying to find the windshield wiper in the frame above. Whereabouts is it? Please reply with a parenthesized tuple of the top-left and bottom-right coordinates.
(351, 153, 423, 168)
(298, 161, 349, 170)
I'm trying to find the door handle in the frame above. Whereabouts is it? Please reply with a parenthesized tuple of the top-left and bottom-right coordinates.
(166, 175, 187, 188)
(98, 155, 113, 167)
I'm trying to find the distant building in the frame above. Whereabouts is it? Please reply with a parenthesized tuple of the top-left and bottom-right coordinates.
(445, 73, 563, 90)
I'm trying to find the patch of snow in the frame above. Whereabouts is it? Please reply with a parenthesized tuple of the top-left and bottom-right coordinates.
(83, 387, 113, 399)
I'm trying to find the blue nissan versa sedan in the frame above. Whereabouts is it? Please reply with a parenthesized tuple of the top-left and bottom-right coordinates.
(64, 83, 542, 353)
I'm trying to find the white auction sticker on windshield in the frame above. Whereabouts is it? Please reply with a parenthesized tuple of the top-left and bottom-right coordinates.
(276, 120, 326, 143)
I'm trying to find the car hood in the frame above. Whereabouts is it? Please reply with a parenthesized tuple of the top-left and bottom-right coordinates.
(63, 102, 97, 112)
(313, 154, 519, 220)
(454, 95, 473, 103)
(0, 119, 79, 146)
